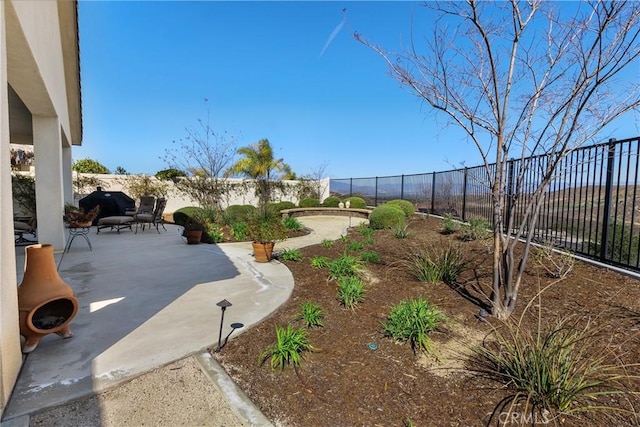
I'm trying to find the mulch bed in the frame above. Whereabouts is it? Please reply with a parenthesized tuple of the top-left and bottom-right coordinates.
(214, 216, 640, 426)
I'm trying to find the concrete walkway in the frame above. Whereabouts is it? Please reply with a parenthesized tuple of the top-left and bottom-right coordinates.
(2, 216, 365, 426)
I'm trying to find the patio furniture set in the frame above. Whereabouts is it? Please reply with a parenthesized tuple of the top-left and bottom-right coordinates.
(65, 196, 167, 253)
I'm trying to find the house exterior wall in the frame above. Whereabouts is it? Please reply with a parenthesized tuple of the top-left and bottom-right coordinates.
(1, 1, 81, 416)
(0, 2, 22, 417)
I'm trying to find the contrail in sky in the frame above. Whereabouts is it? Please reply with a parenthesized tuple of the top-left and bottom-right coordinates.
(319, 8, 348, 58)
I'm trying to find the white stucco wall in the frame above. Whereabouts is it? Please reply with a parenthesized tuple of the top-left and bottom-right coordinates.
(71, 174, 332, 214)
(2, 0, 79, 416)
(9, 1, 72, 140)
(0, 2, 23, 416)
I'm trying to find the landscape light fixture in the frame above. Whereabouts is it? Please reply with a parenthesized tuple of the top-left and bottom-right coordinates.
(215, 299, 232, 352)
(222, 322, 245, 349)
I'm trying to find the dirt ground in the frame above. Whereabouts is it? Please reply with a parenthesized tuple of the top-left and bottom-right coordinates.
(214, 215, 640, 427)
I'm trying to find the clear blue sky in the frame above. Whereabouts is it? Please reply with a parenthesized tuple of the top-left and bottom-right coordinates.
(74, 1, 639, 180)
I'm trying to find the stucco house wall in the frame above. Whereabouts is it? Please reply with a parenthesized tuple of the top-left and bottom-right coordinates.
(1, 1, 81, 416)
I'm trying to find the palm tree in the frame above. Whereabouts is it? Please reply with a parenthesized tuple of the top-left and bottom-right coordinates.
(226, 138, 293, 209)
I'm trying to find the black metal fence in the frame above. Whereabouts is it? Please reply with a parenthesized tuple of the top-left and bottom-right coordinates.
(331, 136, 640, 272)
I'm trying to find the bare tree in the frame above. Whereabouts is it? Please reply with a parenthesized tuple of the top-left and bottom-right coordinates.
(163, 101, 239, 210)
(357, 1, 640, 319)
(296, 161, 330, 201)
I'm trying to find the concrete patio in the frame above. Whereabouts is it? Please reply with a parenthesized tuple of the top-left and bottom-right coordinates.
(1, 216, 365, 425)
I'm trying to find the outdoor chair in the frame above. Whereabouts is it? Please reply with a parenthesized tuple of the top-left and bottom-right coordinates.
(131, 196, 155, 217)
(14, 218, 37, 245)
(135, 197, 167, 233)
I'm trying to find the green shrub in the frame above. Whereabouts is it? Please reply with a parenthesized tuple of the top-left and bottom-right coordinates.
(387, 199, 415, 217)
(283, 216, 302, 231)
(322, 196, 341, 207)
(259, 324, 313, 370)
(441, 213, 458, 234)
(599, 221, 640, 264)
(328, 254, 363, 280)
(461, 217, 491, 241)
(173, 206, 205, 227)
(310, 256, 330, 268)
(337, 276, 365, 309)
(223, 205, 256, 225)
(299, 302, 324, 328)
(321, 239, 334, 248)
(357, 224, 375, 244)
(299, 197, 320, 208)
(230, 222, 248, 241)
(268, 201, 296, 213)
(344, 196, 366, 209)
(469, 313, 636, 421)
(383, 298, 445, 356)
(405, 243, 467, 284)
(202, 223, 224, 243)
(360, 251, 381, 263)
(369, 204, 406, 230)
(347, 241, 364, 252)
(280, 248, 303, 261)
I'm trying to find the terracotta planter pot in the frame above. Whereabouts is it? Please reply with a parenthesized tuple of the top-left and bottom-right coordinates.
(17, 244, 79, 353)
(183, 230, 203, 244)
(252, 241, 275, 263)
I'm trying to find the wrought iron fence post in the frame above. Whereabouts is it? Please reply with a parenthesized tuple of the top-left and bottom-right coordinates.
(431, 171, 436, 214)
(462, 167, 468, 222)
(400, 174, 404, 200)
(505, 159, 515, 234)
(349, 178, 353, 197)
(375, 177, 379, 206)
(600, 138, 617, 261)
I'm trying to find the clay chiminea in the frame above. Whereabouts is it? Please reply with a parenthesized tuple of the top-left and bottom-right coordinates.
(17, 244, 79, 353)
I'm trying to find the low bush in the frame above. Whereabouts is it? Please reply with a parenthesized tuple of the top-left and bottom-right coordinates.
(360, 251, 381, 263)
(343, 196, 367, 209)
(383, 298, 445, 356)
(405, 243, 467, 284)
(328, 254, 363, 280)
(299, 197, 321, 208)
(230, 222, 248, 241)
(461, 217, 491, 241)
(223, 205, 256, 225)
(280, 248, 303, 261)
(173, 206, 205, 227)
(347, 241, 364, 252)
(283, 216, 302, 231)
(386, 199, 415, 217)
(299, 302, 324, 328)
(441, 213, 458, 235)
(202, 223, 224, 243)
(268, 201, 296, 213)
(337, 276, 365, 309)
(358, 223, 375, 244)
(322, 196, 341, 207)
(310, 256, 330, 269)
(259, 324, 313, 370)
(370, 204, 406, 230)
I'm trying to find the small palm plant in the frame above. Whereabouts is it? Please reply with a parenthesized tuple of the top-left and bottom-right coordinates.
(337, 276, 365, 309)
(299, 301, 324, 328)
(259, 324, 314, 370)
(383, 298, 445, 356)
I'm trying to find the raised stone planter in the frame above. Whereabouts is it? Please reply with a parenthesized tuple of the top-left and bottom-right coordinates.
(280, 207, 372, 219)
